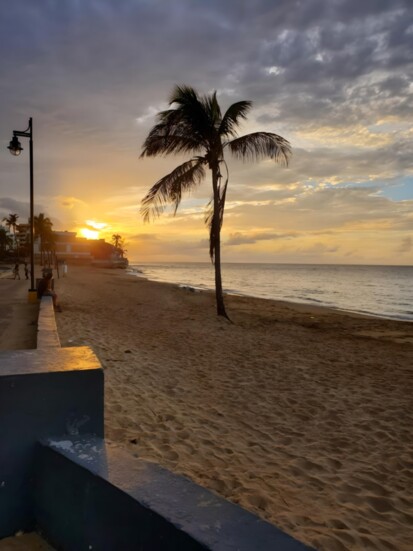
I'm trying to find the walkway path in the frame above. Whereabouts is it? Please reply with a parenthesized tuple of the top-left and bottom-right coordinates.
(0, 276, 52, 549)
(0, 276, 38, 350)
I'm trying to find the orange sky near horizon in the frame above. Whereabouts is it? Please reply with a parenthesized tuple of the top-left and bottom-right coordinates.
(1, 1, 412, 266)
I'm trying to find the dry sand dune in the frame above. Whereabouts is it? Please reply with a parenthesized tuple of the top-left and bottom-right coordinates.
(50, 266, 413, 551)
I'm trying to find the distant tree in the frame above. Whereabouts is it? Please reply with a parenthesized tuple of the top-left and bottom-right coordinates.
(117, 242, 127, 259)
(2, 213, 19, 252)
(34, 213, 53, 265)
(112, 234, 121, 248)
(0, 226, 12, 258)
(112, 234, 126, 258)
(140, 85, 291, 318)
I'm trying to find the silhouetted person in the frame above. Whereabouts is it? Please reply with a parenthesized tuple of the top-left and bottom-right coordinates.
(24, 262, 29, 280)
(37, 272, 62, 312)
(13, 263, 20, 280)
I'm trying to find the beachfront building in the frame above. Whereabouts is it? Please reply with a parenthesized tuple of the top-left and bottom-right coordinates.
(46, 231, 127, 265)
(51, 231, 92, 263)
(13, 226, 127, 266)
(15, 223, 30, 254)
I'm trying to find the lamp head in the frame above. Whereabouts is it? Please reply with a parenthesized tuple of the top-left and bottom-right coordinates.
(8, 136, 23, 156)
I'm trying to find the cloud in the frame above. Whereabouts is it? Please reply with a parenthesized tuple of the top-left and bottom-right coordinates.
(58, 196, 88, 209)
(136, 104, 167, 125)
(293, 242, 340, 255)
(226, 231, 298, 246)
(398, 236, 413, 253)
(129, 233, 159, 241)
(0, 0, 412, 264)
(225, 186, 413, 235)
(0, 198, 30, 219)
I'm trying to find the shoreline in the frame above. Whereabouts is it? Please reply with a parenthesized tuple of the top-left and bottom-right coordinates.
(126, 267, 413, 324)
(127, 263, 413, 322)
(54, 265, 413, 550)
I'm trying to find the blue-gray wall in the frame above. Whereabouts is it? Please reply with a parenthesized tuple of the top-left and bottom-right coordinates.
(0, 347, 103, 537)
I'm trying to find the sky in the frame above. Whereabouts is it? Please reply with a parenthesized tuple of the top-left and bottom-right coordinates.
(0, 0, 412, 265)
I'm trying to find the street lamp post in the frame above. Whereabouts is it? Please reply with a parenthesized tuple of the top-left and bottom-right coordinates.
(8, 118, 36, 299)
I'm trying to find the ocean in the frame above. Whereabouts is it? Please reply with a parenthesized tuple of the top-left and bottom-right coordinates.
(128, 262, 413, 322)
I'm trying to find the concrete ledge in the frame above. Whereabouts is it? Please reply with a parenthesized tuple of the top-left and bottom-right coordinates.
(35, 436, 314, 551)
(0, 347, 104, 538)
(37, 296, 60, 348)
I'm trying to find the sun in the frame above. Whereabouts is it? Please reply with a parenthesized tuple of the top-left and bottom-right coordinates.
(78, 219, 108, 240)
(79, 228, 100, 240)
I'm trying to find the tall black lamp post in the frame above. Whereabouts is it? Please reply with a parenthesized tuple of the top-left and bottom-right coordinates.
(8, 118, 36, 296)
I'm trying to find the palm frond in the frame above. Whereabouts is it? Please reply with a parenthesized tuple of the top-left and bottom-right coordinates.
(219, 101, 252, 137)
(141, 106, 205, 157)
(169, 85, 200, 107)
(140, 130, 202, 157)
(141, 158, 206, 222)
(201, 90, 222, 131)
(227, 132, 291, 165)
(140, 86, 215, 157)
(169, 85, 212, 140)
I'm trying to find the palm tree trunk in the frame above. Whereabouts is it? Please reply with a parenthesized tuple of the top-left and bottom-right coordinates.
(212, 167, 229, 319)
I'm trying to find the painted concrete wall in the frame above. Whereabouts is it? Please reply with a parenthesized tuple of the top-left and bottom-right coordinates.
(0, 347, 104, 538)
(35, 436, 315, 551)
(37, 296, 60, 348)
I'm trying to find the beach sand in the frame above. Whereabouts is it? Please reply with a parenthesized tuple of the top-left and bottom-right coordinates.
(0, 534, 53, 551)
(50, 265, 413, 550)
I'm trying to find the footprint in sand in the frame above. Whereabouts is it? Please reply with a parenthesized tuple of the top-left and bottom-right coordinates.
(293, 457, 326, 474)
(245, 493, 269, 510)
(206, 477, 227, 493)
(325, 457, 342, 470)
(328, 518, 349, 530)
(365, 495, 394, 514)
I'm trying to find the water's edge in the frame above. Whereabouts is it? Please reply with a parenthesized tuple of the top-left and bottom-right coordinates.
(127, 263, 413, 323)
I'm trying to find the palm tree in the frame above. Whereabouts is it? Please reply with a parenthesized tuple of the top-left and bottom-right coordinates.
(34, 213, 53, 265)
(112, 234, 126, 259)
(43, 230, 57, 268)
(140, 85, 291, 318)
(0, 226, 12, 258)
(2, 213, 19, 253)
(112, 234, 121, 248)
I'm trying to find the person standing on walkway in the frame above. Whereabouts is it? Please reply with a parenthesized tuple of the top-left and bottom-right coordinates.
(24, 262, 29, 280)
(13, 263, 20, 280)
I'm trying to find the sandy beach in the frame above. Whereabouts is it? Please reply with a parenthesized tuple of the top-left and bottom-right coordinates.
(48, 265, 413, 551)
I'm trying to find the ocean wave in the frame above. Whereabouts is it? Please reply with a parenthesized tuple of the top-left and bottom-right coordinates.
(130, 263, 413, 322)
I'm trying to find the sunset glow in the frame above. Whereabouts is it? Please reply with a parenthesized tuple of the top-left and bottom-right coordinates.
(85, 220, 107, 230)
(79, 228, 100, 240)
(1, 1, 412, 265)
(78, 220, 109, 240)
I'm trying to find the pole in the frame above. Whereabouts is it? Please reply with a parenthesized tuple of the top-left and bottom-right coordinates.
(29, 118, 35, 291)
